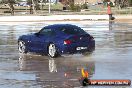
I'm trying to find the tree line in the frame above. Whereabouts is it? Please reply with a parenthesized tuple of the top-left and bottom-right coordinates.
(0, 0, 131, 15)
(115, 0, 132, 9)
(103, 0, 131, 8)
(0, 0, 48, 15)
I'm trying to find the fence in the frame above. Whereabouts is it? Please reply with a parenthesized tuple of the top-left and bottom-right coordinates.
(0, 3, 132, 16)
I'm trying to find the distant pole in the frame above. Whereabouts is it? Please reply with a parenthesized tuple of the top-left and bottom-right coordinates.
(84, 0, 86, 4)
(49, 0, 51, 13)
(32, 0, 36, 14)
(40, 0, 43, 10)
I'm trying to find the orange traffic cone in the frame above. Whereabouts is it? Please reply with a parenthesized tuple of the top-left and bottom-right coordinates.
(107, 5, 112, 15)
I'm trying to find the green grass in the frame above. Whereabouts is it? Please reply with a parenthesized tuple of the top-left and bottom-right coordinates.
(41, 3, 63, 11)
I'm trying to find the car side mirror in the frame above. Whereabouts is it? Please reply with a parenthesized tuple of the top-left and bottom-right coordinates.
(35, 32, 40, 37)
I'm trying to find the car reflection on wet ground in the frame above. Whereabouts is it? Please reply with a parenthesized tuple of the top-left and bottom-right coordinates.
(0, 21, 132, 88)
(18, 54, 95, 88)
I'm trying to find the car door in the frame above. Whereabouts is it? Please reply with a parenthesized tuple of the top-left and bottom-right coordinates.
(30, 28, 54, 53)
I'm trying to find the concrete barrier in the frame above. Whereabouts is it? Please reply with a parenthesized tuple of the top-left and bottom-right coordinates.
(0, 15, 110, 31)
(44, 15, 109, 21)
(0, 15, 109, 22)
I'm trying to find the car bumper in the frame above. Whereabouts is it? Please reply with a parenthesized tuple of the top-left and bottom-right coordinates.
(59, 40, 95, 55)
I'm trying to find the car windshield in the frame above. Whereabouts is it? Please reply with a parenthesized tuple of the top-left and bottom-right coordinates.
(59, 26, 86, 35)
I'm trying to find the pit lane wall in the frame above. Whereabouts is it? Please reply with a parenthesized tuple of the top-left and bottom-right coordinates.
(0, 15, 109, 22)
(0, 15, 110, 31)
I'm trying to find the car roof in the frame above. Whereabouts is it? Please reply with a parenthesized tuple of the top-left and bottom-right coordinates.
(44, 24, 78, 29)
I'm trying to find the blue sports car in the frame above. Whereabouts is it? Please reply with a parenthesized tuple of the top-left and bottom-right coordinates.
(18, 24, 95, 58)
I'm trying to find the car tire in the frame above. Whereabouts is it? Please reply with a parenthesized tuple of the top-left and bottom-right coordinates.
(18, 41, 27, 54)
(48, 43, 59, 58)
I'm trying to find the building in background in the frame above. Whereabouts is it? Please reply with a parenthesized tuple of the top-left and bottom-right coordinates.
(59, 0, 115, 5)
(59, 0, 74, 5)
(74, 0, 99, 5)
(59, 0, 103, 5)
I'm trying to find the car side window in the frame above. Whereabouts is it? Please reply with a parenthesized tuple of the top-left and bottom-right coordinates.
(39, 28, 55, 36)
(59, 26, 86, 35)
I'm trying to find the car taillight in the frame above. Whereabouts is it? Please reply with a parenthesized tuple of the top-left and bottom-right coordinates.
(64, 40, 72, 45)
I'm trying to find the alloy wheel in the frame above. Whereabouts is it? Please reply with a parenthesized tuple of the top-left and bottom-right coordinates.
(18, 41, 26, 53)
(48, 43, 58, 58)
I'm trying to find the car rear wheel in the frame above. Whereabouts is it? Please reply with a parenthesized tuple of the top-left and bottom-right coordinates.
(18, 41, 27, 54)
(48, 43, 59, 58)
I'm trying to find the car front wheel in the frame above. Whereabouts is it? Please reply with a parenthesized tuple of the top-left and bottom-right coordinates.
(18, 41, 27, 54)
(48, 43, 58, 58)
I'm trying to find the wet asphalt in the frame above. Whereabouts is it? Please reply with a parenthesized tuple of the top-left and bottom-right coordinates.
(0, 21, 132, 88)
